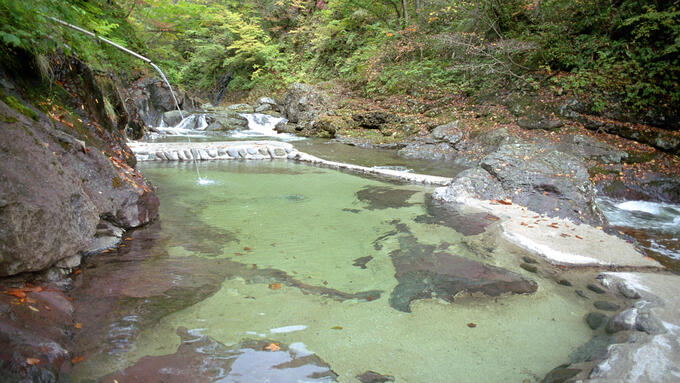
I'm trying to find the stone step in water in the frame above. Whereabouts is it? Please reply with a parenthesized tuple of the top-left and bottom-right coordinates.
(129, 141, 453, 186)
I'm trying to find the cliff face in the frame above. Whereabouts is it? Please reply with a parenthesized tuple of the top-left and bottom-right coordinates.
(0, 49, 158, 276)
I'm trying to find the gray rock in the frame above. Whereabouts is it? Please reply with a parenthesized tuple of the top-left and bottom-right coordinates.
(594, 301, 621, 311)
(226, 103, 254, 113)
(162, 110, 186, 126)
(247, 148, 258, 155)
(397, 142, 457, 160)
(165, 151, 179, 161)
(191, 148, 200, 160)
(0, 75, 158, 275)
(275, 120, 296, 133)
(517, 116, 564, 131)
(227, 149, 239, 158)
(557, 134, 628, 163)
(238, 149, 247, 158)
(636, 310, 666, 335)
(206, 113, 248, 131)
(198, 149, 210, 160)
(618, 281, 641, 299)
(357, 371, 395, 383)
(541, 365, 581, 383)
(84, 235, 122, 255)
(55, 254, 82, 269)
(588, 284, 607, 294)
(520, 263, 538, 273)
(128, 77, 191, 127)
(217, 149, 226, 157)
(207, 149, 218, 158)
(156, 151, 167, 160)
(184, 149, 193, 160)
(281, 83, 329, 125)
(606, 308, 638, 334)
(586, 312, 609, 330)
(352, 111, 393, 129)
(431, 120, 463, 145)
(254, 104, 272, 113)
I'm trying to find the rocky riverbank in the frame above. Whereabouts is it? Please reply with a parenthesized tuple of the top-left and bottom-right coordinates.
(0, 48, 159, 380)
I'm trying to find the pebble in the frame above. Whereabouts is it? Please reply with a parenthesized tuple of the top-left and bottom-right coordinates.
(606, 308, 637, 334)
(585, 312, 608, 330)
(522, 256, 537, 264)
(520, 263, 537, 273)
(587, 284, 606, 294)
(617, 281, 641, 299)
(558, 279, 572, 287)
(594, 301, 620, 311)
(575, 290, 588, 299)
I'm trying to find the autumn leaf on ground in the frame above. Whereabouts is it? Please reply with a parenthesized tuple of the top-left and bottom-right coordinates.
(467, 322, 477, 328)
(71, 356, 85, 364)
(26, 357, 40, 365)
(268, 283, 281, 290)
(491, 199, 512, 205)
(75, 323, 83, 329)
(264, 343, 280, 351)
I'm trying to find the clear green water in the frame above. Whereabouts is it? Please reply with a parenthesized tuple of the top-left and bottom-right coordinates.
(73, 161, 593, 382)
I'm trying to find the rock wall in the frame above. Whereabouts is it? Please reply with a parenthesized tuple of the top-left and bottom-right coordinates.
(0, 50, 158, 276)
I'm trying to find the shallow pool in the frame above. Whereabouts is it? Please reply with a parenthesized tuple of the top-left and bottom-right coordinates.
(70, 160, 594, 382)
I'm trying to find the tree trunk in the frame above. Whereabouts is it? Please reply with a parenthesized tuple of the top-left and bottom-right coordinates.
(402, 0, 409, 26)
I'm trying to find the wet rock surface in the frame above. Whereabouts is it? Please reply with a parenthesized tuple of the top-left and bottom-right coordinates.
(387, 225, 537, 312)
(100, 327, 337, 383)
(357, 370, 395, 383)
(128, 76, 195, 127)
(413, 197, 494, 236)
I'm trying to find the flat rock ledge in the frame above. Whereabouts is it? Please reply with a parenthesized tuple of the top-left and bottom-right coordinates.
(432, 188, 663, 270)
(129, 141, 452, 186)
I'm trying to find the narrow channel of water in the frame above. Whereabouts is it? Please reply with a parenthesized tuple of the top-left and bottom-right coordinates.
(70, 161, 594, 382)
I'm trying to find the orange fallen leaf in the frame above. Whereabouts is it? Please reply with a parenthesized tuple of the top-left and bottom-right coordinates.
(243, 247, 252, 251)
(75, 323, 82, 329)
(71, 356, 85, 364)
(467, 322, 477, 328)
(575, 235, 583, 240)
(264, 343, 280, 352)
(26, 357, 40, 365)
(73, 269, 82, 275)
(491, 199, 512, 205)
(485, 214, 500, 221)
(268, 283, 281, 290)
(5, 289, 26, 299)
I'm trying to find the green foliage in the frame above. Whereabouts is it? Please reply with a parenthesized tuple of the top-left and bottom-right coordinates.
(0, 0, 143, 74)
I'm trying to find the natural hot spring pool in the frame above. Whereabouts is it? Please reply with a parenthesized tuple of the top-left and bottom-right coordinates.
(70, 160, 594, 382)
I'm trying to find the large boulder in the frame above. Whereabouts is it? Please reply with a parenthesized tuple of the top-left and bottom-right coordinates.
(128, 77, 195, 127)
(281, 83, 329, 127)
(0, 54, 158, 276)
(206, 113, 249, 131)
(435, 142, 606, 225)
(397, 120, 463, 160)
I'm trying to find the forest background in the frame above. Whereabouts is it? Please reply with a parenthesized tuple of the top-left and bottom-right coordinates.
(1, 0, 678, 119)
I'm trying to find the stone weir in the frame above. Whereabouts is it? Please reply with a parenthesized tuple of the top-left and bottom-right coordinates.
(129, 141, 453, 186)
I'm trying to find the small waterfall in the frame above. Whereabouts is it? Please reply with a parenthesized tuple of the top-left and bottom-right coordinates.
(232, 113, 301, 141)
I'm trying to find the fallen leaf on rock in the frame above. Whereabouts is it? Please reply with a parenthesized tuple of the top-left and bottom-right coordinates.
(548, 223, 559, 229)
(269, 283, 281, 290)
(73, 269, 82, 275)
(71, 356, 85, 364)
(75, 323, 82, 329)
(26, 358, 40, 365)
(264, 343, 280, 352)
(485, 214, 500, 221)
(491, 199, 512, 205)
(5, 289, 26, 299)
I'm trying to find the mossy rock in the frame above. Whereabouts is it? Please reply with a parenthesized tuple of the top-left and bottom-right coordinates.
(2, 95, 38, 121)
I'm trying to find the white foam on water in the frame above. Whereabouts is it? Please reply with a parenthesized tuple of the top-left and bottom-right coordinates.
(234, 113, 303, 141)
(269, 325, 307, 334)
(197, 178, 215, 186)
(616, 200, 663, 215)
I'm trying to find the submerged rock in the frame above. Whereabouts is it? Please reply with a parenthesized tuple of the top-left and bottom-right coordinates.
(388, 232, 537, 312)
(357, 370, 395, 383)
